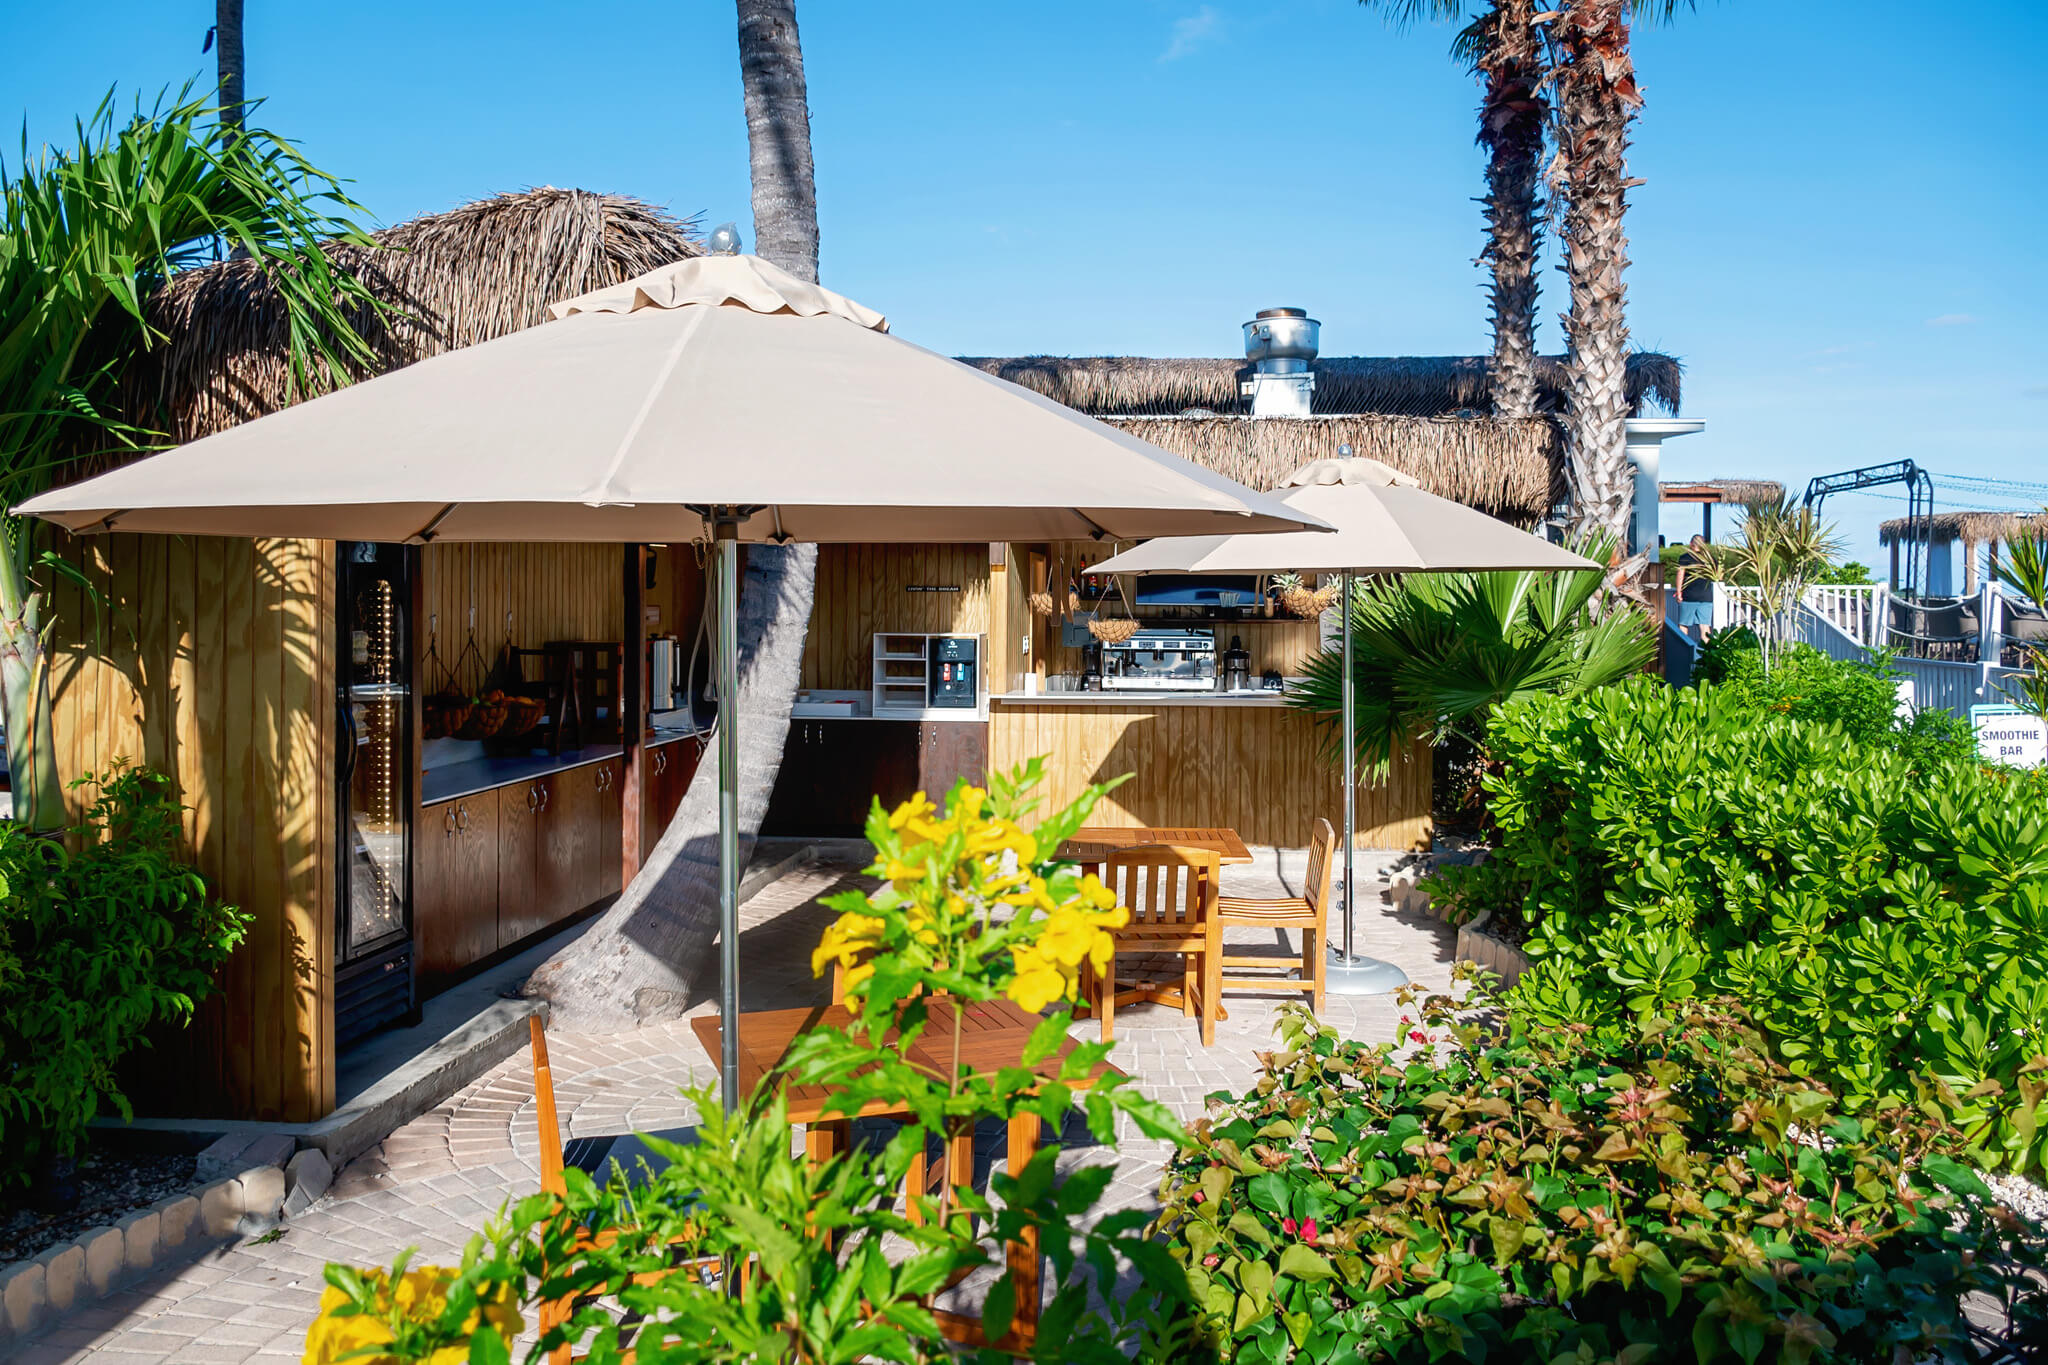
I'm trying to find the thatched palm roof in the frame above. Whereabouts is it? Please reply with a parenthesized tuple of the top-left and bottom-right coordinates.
(1104, 415, 1552, 523)
(957, 352, 1682, 419)
(1659, 479, 1783, 506)
(131, 188, 701, 442)
(1879, 510, 2048, 548)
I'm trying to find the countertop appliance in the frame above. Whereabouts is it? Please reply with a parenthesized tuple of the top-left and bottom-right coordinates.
(1221, 636, 1252, 692)
(1260, 668, 1285, 691)
(1101, 628, 1217, 691)
(928, 635, 979, 708)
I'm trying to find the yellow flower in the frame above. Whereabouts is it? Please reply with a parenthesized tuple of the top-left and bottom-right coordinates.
(809, 912, 885, 977)
(1005, 948, 1070, 1013)
(303, 1268, 521, 1365)
(888, 792, 936, 830)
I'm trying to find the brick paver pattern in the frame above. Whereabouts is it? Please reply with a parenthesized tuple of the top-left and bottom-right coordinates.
(23, 851, 1453, 1363)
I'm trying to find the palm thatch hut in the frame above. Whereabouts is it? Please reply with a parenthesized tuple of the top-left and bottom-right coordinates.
(1880, 510, 2048, 593)
(48, 189, 708, 1126)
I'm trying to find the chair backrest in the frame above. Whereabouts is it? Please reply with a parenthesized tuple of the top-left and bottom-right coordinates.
(529, 1014, 567, 1197)
(1304, 818, 1337, 913)
(1102, 844, 1220, 928)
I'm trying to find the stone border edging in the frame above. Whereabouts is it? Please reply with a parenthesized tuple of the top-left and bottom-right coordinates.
(0, 1161, 285, 1346)
(1456, 909, 1532, 989)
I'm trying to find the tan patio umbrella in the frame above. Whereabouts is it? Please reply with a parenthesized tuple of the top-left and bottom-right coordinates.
(17, 254, 1329, 1106)
(1092, 455, 1597, 995)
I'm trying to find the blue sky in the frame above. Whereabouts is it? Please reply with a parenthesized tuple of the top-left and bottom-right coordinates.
(7, 0, 2044, 569)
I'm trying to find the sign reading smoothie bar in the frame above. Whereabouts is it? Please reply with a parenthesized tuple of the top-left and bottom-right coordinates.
(1971, 704, 2047, 769)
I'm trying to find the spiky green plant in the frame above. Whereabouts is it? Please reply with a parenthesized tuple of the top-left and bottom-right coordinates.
(1697, 496, 1846, 670)
(0, 87, 379, 826)
(1993, 511, 2048, 721)
(1286, 535, 1655, 773)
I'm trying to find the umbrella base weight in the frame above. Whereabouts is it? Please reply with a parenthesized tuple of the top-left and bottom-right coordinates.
(1324, 950, 1408, 997)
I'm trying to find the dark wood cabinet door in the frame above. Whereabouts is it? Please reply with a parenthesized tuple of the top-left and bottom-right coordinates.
(595, 758, 624, 898)
(497, 781, 547, 945)
(532, 774, 583, 930)
(643, 742, 698, 849)
(919, 722, 989, 802)
(415, 794, 500, 993)
(550, 763, 603, 913)
(761, 721, 821, 836)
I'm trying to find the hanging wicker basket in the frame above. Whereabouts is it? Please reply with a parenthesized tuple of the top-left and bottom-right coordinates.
(1279, 584, 1341, 619)
(1087, 617, 1139, 644)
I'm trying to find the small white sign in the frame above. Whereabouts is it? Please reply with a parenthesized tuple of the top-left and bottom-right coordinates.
(1971, 704, 2047, 769)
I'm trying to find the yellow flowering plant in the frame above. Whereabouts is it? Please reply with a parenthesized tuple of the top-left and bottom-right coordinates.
(303, 1253, 522, 1365)
(306, 762, 1203, 1364)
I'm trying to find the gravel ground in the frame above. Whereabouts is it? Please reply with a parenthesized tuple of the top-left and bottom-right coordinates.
(0, 1151, 198, 1264)
(1983, 1169, 2048, 1229)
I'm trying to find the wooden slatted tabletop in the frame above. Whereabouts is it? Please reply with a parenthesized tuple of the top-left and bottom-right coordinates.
(1058, 825, 1253, 866)
(688, 998, 1121, 1123)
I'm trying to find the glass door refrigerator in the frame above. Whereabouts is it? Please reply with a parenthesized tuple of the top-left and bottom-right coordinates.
(335, 542, 419, 1047)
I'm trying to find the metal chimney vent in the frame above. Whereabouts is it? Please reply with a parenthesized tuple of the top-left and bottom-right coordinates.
(1241, 308, 1319, 417)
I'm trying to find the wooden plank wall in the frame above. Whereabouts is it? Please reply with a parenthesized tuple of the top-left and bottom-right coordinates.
(419, 543, 626, 693)
(45, 533, 335, 1122)
(988, 701, 1431, 850)
(801, 544, 992, 691)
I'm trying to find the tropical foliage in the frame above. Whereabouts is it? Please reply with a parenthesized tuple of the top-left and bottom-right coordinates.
(1429, 678, 2048, 1176)
(0, 765, 249, 1192)
(1286, 540, 1654, 774)
(1693, 635, 1974, 770)
(1695, 497, 1846, 667)
(306, 766, 1203, 1364)
(1158, 986, 2036, 1365)
(0, 87, 378, 825)
(1993, 511, 2048, 721)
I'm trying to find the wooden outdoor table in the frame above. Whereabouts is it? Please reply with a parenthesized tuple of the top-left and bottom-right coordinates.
(690, 999, 1122, 1322)
(1057, 825, 1253, 866)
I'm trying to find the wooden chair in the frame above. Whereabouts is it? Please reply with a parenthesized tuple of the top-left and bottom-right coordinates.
(1215, 817, 1334, 1015)
(1088, 845, 1223, 1046)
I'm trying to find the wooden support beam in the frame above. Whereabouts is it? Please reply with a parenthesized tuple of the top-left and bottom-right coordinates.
(621, 543, 646, 885)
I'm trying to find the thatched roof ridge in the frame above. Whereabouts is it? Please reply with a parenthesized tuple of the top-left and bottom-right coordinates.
(1879, 510, 2048, 548)
(1103, 415, 1554, 523)
(1659, 479, 1784, 506)
(957, 352, 1682, 419)
(133, 188, 701, 442)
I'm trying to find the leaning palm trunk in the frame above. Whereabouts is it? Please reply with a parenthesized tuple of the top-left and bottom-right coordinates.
(528, 0, 823, 1027)
(1553, 0, 1641, 544)
(523, 545, 816, 1028)
(215, 0, 246, 135)
(1476, 0, 1546, 420)
(0, 549, 60, 825)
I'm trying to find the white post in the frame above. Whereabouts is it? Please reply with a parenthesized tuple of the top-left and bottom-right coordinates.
(1325, 571, 1406, 998)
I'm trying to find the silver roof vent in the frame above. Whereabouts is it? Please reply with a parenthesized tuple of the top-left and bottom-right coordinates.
(1241, 307, 1319, 418)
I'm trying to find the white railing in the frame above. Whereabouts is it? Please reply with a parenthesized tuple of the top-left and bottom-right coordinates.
(1806, 584, 1887, 648)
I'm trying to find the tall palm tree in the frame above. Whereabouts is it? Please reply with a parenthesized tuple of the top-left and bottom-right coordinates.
(525, 0, 825, 1031)
(212, 0, 246, 135)
(0, 90, 377, 827)
(1551, 0, 1688, 544)
(1359, 0, 1548, 419)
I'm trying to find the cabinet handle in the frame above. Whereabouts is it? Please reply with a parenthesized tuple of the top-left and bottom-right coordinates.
(653, 750, 667, 774)
(527, 785, 541, 811)
(454, 802, 470, 831)
(443, 807, 457, 836)
(538, 784, 551, 812)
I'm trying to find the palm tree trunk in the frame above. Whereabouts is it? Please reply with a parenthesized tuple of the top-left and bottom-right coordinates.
(1476, 0, 1546, 420)
(1553, 0, 1641, 544)
(738, 0, 820, 284)
(526, 0, 823, 1030)
(0, 544, 62, 828)
(216, 0, 246, 135)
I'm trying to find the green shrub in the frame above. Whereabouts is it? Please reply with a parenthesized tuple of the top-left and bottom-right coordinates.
(0, 765, 249, 1191)
(1158, 987, 2038, 1365)
(1695, 639, 1974, 769)
(1430, 679, 2048, 1174)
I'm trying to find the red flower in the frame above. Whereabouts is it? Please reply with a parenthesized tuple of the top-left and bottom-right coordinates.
(1409, 1030, 1429, 1044)
(1190, 1191, 1205, 1204)
(1300, 1218, 1318, 1242)
(1280, 1217, 1298, 1236)
(1202, 1254, 1220, 1268)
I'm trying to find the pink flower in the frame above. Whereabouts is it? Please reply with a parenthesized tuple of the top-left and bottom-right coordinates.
(1281, 1217, 1298, 1236)
(1202, 1254, 1220, 1268)
(1300, 1218, 1318, 1242)
(1190, 1191, 1205, 1204)
(1409, 1030, 1429, 1044)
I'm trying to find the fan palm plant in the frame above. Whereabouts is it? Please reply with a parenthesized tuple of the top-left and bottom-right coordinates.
(1287, 537, 1655, 773)
(0, 88, 379, 826)
(1993, 513, 2048, 721)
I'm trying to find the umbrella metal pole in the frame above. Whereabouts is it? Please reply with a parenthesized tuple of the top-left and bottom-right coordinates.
(714, 518, 742, 1113)
(1326, 569, 1407, 997)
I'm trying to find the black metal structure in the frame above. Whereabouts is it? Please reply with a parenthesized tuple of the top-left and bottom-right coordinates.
(1803, 460, 1936, 594)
